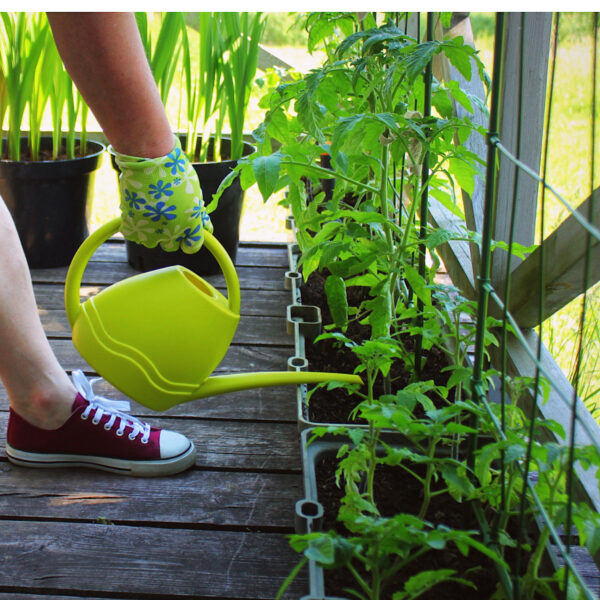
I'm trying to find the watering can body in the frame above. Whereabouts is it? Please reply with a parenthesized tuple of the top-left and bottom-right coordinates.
(65, 217, 362, 411)
(71, 263, 239, 411)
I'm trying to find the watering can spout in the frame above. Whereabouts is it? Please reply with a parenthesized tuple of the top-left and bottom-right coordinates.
(192, 371, 363, 402)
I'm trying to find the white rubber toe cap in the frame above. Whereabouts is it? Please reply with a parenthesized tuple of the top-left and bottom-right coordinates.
(159, 430, 193, 460)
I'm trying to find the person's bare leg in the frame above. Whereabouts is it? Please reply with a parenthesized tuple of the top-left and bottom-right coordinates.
(0, 199, 75, 429)
(46, 12, 174, 158)
(3, 13, 177, 429)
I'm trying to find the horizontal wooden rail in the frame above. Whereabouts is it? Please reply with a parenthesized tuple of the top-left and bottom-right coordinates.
(509, 186, 600, 328)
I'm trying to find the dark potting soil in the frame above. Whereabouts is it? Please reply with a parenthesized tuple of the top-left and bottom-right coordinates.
(2, 145, 89, 162)
(301, 271, 549, 598)
(300, 269, 451, 424)
(313, 455, 546, 600)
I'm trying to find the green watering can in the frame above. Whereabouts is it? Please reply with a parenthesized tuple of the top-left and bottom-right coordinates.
(64, 217, 362, 411)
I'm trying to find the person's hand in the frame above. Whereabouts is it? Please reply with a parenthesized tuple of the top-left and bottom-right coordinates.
(113, 137, 213, 253)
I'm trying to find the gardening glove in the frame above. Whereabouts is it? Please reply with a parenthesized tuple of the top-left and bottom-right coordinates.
(113, 137, 213, 253)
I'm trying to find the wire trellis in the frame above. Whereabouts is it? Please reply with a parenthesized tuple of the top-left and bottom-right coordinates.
(469, 12, 599, 600)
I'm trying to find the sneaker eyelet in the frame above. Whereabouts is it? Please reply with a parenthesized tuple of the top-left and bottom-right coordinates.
(92, 418, 101, 425)
(116, 429, 125, 437)
(141, 437, 149, 444)
(81, 414, 88, 420)
(128, 433, 137, 441)
(104, 423, 112, 431)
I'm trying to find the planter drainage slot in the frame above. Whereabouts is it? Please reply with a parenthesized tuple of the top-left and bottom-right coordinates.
(288, 356, 308, 371)
(285, 215, 296, 230)
(286, 304, 322, 339)
(294, 498, 324, 534)
(284, 270, 301, 291)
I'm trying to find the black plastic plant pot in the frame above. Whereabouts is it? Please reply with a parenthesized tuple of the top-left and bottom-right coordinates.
(113, 136, 255, 276)
(0, 137, 105, 269)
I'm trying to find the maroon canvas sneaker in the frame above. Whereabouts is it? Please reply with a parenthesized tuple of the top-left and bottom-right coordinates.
(5, 371, 196, 477)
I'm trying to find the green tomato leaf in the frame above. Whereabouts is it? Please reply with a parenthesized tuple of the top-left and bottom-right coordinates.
(446, 79, 474, 114)
(348, 428, 365, 445)
(399, 569, 475, 600)
(425, 530, 447, 550)
(403, 264, 432, 306)
(307, 18, 336, 53)
(252, 153, 281, 201)
(439, 462, 475, 500)
(445, 365, 473, 390)
(448, 156, 477, 196)
(325, 275, 349, 330)
(401, 41, 440, 83)
(442, 37, 473, 81)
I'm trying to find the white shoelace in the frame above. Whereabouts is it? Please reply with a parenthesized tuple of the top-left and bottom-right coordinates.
(72, 370, 151, 444)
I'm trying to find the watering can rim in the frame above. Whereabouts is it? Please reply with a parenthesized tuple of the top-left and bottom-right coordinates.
(64, 217, 241, 329)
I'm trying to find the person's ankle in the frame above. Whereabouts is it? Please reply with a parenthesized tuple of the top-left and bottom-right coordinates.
(10, 385, 76, 430)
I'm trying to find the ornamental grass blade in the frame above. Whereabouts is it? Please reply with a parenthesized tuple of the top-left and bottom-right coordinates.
(150, 12, 184, 106)
(134, 12, 150, 59)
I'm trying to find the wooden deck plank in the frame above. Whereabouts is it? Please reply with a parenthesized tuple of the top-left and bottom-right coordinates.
(0, 521, 307, 598)
(553, 545, 600, 595)
(0, 588, 115, 600)
(40, 309, 292, 346)
(1, 239, 306, 599)
(42, 339, 294, 374)
(92, 240, 291, 268)
(33, 283, 292, 317)
(0, 466, 300, 529)
(0, 415, 301, 472)
(31, 263, 289, 291)
(0, 384, 298, 422)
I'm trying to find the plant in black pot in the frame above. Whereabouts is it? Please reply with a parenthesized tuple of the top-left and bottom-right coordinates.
(0, 13, 104, 269)
(117, 12, 263, 276)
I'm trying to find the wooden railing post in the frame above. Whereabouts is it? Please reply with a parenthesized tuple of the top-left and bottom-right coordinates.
(491, 12, 552, 291)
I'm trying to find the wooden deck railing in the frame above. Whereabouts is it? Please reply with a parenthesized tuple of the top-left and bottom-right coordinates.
(430, 13, 600, 552)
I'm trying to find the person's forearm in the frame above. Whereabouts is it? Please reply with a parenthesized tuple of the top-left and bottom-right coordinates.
(47, 12, 173, 157)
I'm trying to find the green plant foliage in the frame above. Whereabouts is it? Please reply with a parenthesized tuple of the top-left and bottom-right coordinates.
(179, 12, 265, 162)
(211, 10, 600, 599)
(0, 12, 90, 161)
(260, 12, 307, 47)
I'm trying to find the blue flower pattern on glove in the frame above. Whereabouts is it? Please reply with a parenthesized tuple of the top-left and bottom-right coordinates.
(177, 224, 203, 247)
(149, 180, 173, 200)
(201, 211, 212, 227)
(188, 200, 205, 220)
(144, 201, 177, 222)
(125, 190, 146, 210)
(164, 148, 186, 175)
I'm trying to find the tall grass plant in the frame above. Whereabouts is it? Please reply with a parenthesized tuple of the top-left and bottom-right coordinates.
(180, 12, 265, 162)
(0, 12, 90, 161)
(0, 12, 48, 161)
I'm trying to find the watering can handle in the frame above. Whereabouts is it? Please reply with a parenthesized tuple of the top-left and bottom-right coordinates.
(65, 217, 241, 328)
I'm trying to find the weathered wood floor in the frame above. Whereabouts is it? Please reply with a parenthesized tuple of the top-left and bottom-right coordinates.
(0, 238, 307, 599)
